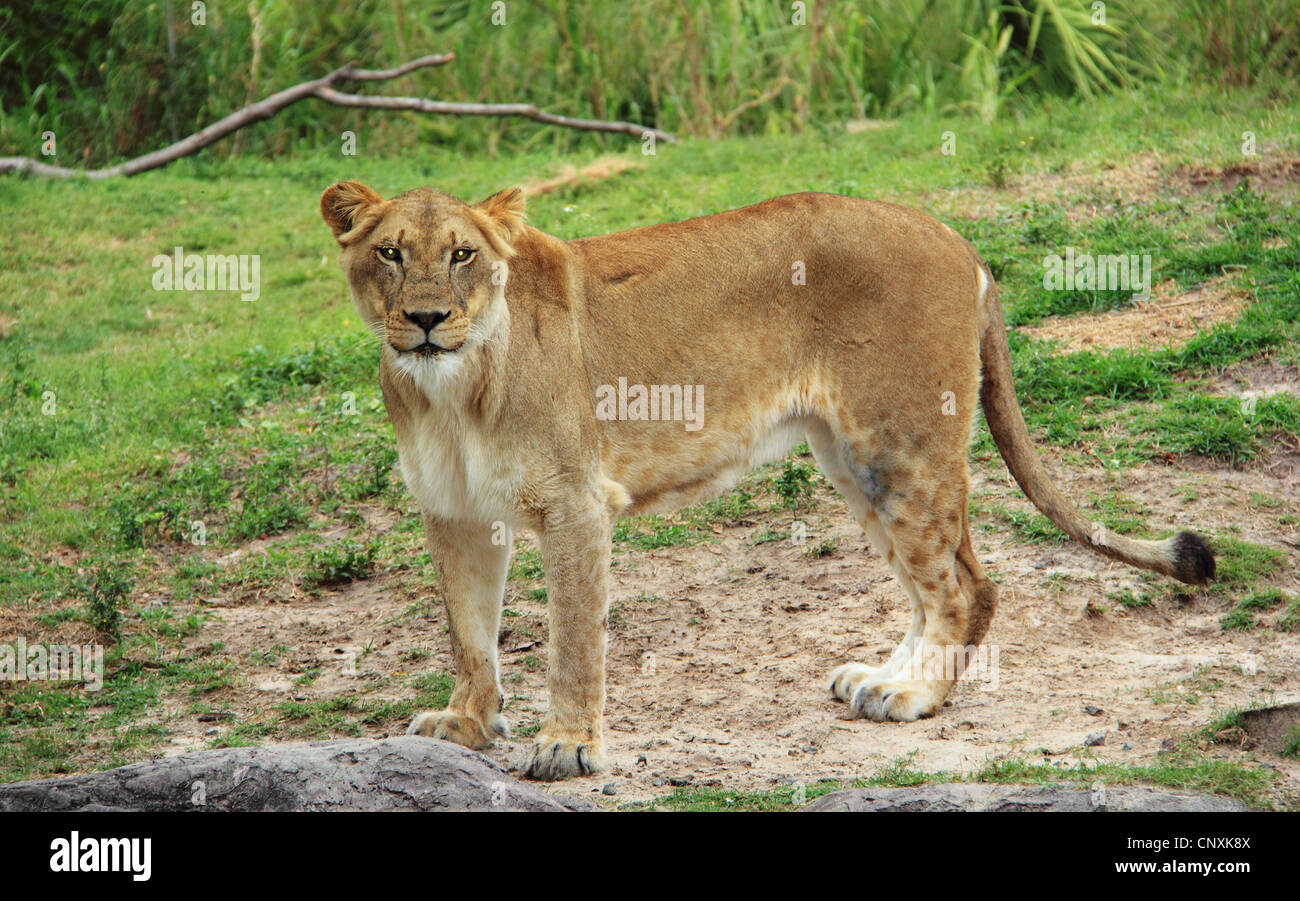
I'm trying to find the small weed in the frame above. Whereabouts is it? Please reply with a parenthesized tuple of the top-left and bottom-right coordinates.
(77, 560, 135, 640)
(773, 460, 816, 509)
(301, 538, 377, 590)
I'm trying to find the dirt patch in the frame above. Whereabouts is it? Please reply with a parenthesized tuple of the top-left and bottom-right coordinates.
(1173, 158, 1300, 196)
(924, 153, 1300, 223)
(925, 152, 1171, 221)
(1018, 274, 1249, 352)
(1210, 357, 1300, 402)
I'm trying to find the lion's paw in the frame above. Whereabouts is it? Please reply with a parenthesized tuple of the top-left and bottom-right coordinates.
(844, 679, 940, 722)
(523, 736, 604, 781)
(406, 709, 508, 750)
(828, 662, 892, 701)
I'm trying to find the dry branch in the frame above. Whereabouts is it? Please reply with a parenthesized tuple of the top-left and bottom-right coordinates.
(313, 86, 673, 143)
(0, 52, 674, 179)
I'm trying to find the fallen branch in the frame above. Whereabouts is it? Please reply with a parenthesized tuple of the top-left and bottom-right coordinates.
(313, 86, 673, 143)
(0, 52, 674, 179)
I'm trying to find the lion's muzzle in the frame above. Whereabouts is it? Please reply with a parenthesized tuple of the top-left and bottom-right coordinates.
(390, 307, 464, 354)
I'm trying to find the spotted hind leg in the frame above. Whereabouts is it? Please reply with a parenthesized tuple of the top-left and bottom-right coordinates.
(810, 426, 979, 721)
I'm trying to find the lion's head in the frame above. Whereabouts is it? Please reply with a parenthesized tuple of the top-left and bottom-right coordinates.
(320, 181, 525, 362)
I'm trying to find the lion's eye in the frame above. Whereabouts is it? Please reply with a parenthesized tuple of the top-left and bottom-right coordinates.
(378, 246, 401, 263)
(452, 247, 473, 263)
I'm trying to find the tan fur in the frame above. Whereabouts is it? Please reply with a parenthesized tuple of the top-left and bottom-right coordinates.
(320, 182, 1215, 781)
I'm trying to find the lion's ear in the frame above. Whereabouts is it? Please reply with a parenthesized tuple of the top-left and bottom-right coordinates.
(320, 181, 383, 241)
(472, 187, 527, 254)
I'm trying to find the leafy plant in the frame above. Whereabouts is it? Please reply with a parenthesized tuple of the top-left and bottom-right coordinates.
(301, 538, 377, 590)
(77, 559, 135, 640)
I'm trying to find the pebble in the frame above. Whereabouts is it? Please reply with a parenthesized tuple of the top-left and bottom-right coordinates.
(602, 783, 618, 796)
(1084, 732, 1106, 747)
(1084, 704, 1104, 716)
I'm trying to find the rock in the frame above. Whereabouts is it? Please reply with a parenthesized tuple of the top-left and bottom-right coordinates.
(602, 783, 618, 796)
(1084, 732, 1106, 747)
(1238, 702, 1300, 755)
(803, 784, 1248, 812)
(0, 737, 592, 812)
(1084, 704, 1104, 716)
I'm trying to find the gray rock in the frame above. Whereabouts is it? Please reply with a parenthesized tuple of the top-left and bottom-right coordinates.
(0, 737, 593, 812)
(1084, 732, 1107, 747)
(802, 784, 1248, 812)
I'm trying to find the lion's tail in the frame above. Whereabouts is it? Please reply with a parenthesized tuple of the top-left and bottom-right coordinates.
(973, 260, 1215, 586)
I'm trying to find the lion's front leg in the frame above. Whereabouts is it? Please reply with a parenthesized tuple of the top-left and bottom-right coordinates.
(406, 514, 510, 750)
(524, 497, 611, 781)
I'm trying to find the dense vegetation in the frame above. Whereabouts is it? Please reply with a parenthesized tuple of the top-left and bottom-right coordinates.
(2, 0, 1297, 163)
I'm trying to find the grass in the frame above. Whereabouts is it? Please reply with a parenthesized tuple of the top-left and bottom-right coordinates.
(647, 745, 1276, 810)
(1221, 588, 1292, 632)
(300, 537, 378, 591)
(2, 79, 1298, 794)
(972, 753, 1273, 807)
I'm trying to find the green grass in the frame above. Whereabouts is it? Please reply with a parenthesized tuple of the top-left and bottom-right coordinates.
(613, 515, 713, 550)
(972, 754, 1273, 807)
(648, 746, 1275, 809)
(300, 537, 378, 591)
(1221, 588, 1291, 632)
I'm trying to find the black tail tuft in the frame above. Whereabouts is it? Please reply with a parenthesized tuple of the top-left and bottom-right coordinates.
(1172, 531, 1216, 586)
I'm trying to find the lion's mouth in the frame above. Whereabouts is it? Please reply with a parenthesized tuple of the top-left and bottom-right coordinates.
(408, 341, 446, 357)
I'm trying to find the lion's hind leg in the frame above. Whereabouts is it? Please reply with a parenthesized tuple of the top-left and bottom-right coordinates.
(810, 426, 981, 721)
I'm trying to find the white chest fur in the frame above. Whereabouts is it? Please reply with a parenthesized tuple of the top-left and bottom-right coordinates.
(398, 417, 518, 525)
(390, 355, 521, 526)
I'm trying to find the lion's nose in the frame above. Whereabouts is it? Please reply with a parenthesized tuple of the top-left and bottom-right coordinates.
(405, 310, 449, 332)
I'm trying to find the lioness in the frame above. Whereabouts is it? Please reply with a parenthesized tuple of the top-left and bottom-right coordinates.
(320, 181, 1215, 781)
